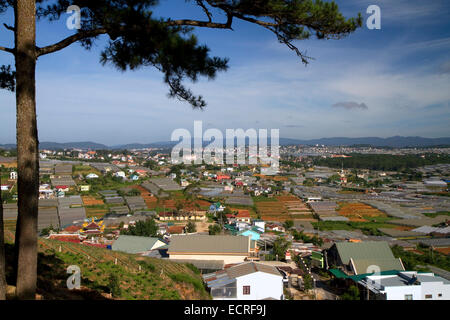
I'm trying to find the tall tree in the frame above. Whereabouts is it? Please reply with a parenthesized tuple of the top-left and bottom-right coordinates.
(0, 178, 6, 299)
(0, 0, 361, 299)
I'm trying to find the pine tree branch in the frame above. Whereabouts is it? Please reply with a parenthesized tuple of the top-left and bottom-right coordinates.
(37, 15, 234, 57)
(167, 14, 233, 29)
(0, 45, 13, 54)
(196, 0, 213, 22)
(37, 28, 108, 57)
(3, 23, 14, 32)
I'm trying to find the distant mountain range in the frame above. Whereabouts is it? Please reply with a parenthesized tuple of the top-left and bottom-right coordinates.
(1, 136, 450, 150)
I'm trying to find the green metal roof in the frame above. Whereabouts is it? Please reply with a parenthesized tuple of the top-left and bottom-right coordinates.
(335, 241, 404, 274)
(336, 241, 395, 264)
(351, 258, 404, 275)
(311, 251, 323, 260)
(329, 268, 348, 279)
(329, 269, 402, 281)
(225, 224, 238, 234)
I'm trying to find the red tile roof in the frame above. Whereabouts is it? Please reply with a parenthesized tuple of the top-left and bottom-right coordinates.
(84, 222, 101, 230)
(236, 210, 250, 218)
(168, 225, 185, 234)
(64, 225, 80, 232)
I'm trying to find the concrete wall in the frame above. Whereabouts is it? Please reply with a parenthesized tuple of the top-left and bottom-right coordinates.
(235, 272, 283, 300)
(420, 281, 450, 300)
(383, 281, 450, 300)
(384, 286, 421, 300)
(169, 254, 248, 265)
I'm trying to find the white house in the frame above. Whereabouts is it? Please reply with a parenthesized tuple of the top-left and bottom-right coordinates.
(86, 173, 99, 179)
(359, 271, 450, 300)
(79, 185, 90, 192)
(114, 171, 126, 178)
(203, 262, 284, 300)
(252, 220, 265, 232)
(236, 221, 251, 232)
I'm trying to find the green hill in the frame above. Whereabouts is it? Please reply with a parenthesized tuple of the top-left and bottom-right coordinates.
(3, 230, 210, 300)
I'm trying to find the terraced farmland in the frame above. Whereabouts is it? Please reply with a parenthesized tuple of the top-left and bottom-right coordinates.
(160, 199, 211, 211)
(82, 196, 104, 206)
(337, 202, 388, 221)
(129, 185, 158, 209)
(82, 196, 108, 218)
(255, 194, 314, 222)
(85, 205, 109, 219)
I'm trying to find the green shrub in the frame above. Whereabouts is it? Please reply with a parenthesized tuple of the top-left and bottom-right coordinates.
(108, 274, 122, 297)
(185, 263, 200, 274)
(169, 273, 204, 291)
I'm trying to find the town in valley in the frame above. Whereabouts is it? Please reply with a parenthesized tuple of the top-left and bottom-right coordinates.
(1, 141, 449, 300)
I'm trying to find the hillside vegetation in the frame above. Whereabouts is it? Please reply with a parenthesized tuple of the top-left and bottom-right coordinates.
(3, 230, 210, 300)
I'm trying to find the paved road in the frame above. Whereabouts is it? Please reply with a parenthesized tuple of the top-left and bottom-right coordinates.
(312, 273, 338, 300)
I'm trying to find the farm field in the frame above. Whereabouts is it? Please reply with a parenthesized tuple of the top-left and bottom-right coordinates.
(85, 205, 109, 219)
(128, 185, 158, 209)
(337, 202, 388, 222)
(229, 207, 258, 218)
(312, 220, 396, 235)
(82, 195, 104, 206)
(73, 165, 101, 176)
(255, 194, 313, 222)
(159, 199, 211, 211)
(253, 174, 289, 181)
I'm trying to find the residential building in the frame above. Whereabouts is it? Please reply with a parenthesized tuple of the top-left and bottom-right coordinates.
(1, 184, 11, 191)
(168, 235, 256, 265)
(252, 220, 265, 233)
(112, 235, 167, 255)
(79, 185, 90, 192)
(235, 210, 251, 223)
(114, 171, 126, 178)
(203, 262, 284, 300)
(327, 241, 405, 276)
(359, 271, 450, 300)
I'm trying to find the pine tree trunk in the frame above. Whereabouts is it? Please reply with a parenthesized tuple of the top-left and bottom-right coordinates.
(0, 181, 6, 300)
(14, 0, 38, 300)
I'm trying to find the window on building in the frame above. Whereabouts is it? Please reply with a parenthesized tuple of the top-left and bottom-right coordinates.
(243, 286, 250, 295)
(438, 293, 442, 297)
(425, 294, 432, 299)
(404, 294, 413, 300)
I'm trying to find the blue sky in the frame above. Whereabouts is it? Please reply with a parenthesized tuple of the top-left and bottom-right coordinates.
(0, 0, 449, 145)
